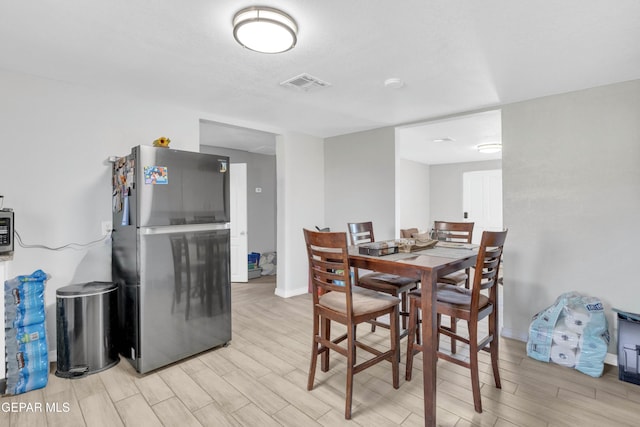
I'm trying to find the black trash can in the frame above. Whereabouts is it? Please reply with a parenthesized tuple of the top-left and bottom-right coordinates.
(55, 282, 119, 378)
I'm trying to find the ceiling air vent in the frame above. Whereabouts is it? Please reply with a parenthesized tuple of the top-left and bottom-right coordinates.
(280, 73, 331, 92)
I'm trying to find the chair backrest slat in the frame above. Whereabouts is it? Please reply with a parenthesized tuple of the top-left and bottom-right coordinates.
(304, 229, 353, 307)
(433, 221, 474, 243)
(471, 230, 507, 305)
(347, 221, 375, 246)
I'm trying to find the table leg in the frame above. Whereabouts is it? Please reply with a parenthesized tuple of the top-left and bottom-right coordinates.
(421, 270, 437, 427)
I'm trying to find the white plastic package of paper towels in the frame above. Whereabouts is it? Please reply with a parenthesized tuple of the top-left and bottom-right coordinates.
(527, 291, 609, 377)
(260, 251, 277, 275)
(4, 270, 50, 395)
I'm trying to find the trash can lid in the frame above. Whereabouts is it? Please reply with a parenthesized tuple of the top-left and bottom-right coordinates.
(56, 281, 117, 298)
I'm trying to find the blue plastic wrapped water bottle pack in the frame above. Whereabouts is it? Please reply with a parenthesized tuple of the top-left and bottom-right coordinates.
(4, 269, 51, 395)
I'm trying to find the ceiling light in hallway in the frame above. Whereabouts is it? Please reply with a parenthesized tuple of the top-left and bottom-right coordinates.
(477, 143, 502, 153)
(384, 78, 405, 89)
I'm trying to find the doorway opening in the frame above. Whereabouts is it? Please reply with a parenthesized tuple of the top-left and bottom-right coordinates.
(395, 109, 502, 232)
(199, 119, 277, 283)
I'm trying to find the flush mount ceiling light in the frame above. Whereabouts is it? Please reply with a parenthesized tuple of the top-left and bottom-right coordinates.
(233, 6, 298, 54)
(477, 143, 502, 154)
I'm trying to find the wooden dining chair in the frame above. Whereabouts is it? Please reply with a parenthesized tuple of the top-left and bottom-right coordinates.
(431, 221, 476, 353)
(405, 230, 508, 413)
(347, 221, 418, 333)
(433, 221, 474, 287)
(304, 229, 400, 419)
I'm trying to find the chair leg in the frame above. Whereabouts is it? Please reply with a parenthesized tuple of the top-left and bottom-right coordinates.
(345, 324, 356, 419)
(469, 350, 482, 413)
(491, 342, 501, 390)
(390, 305, 399, 389)
(321, 317, 330, 372)
(405, 297, 418, 381)
(468, 319, 482, 413)
(450, 316, 457, 354)
(436, 313, 442, 350)
(400, 291, 408, 330)
(489, 311, 502, 389)
(416, 305, 421, 345)
(307, 313, 320, 391)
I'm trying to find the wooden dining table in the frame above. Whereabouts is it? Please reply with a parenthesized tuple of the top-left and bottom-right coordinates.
(348, 244, 478, 427)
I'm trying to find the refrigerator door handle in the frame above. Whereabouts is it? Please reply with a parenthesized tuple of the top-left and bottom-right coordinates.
(140, 223, 230, 235)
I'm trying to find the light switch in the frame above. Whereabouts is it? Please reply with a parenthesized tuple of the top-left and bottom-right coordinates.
(255, 187, 262, 193)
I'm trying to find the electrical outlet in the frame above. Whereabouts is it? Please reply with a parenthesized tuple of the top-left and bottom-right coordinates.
(101, 221, 113, 236)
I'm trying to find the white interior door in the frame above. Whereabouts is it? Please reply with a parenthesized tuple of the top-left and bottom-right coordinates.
(463, 170, 503, 244)
(230, 163, 248, 282)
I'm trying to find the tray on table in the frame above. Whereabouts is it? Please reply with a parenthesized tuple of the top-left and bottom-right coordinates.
(358, 241, 399, 256)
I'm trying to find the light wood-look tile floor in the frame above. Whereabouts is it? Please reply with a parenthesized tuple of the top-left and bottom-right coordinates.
(2, 275, 640, 426)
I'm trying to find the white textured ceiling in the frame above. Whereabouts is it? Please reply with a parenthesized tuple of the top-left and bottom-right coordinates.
(1, 1, 639, 160)
(199, 119, 276, 155)
(397, 110, 502, 165)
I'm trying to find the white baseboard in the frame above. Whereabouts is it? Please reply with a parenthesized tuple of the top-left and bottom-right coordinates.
(604, 352, 618, 366)
(274, 286, 308, 298)
(500, 327, 529, 342)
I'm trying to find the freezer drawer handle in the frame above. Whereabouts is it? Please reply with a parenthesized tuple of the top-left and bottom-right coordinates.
(140, 223, 229, 235)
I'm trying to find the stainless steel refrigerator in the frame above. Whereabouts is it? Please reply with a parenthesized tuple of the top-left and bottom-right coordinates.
(111, 145, 231, 374)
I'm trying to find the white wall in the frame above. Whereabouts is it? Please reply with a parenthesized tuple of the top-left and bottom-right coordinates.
(275, 132, 324, 298)
(502, 79, 640, 347)
(0, 69, 221, 359)
(430, 160, 502, 224)
(324, 127, 396, 240)
(396, 158, 430, 234)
